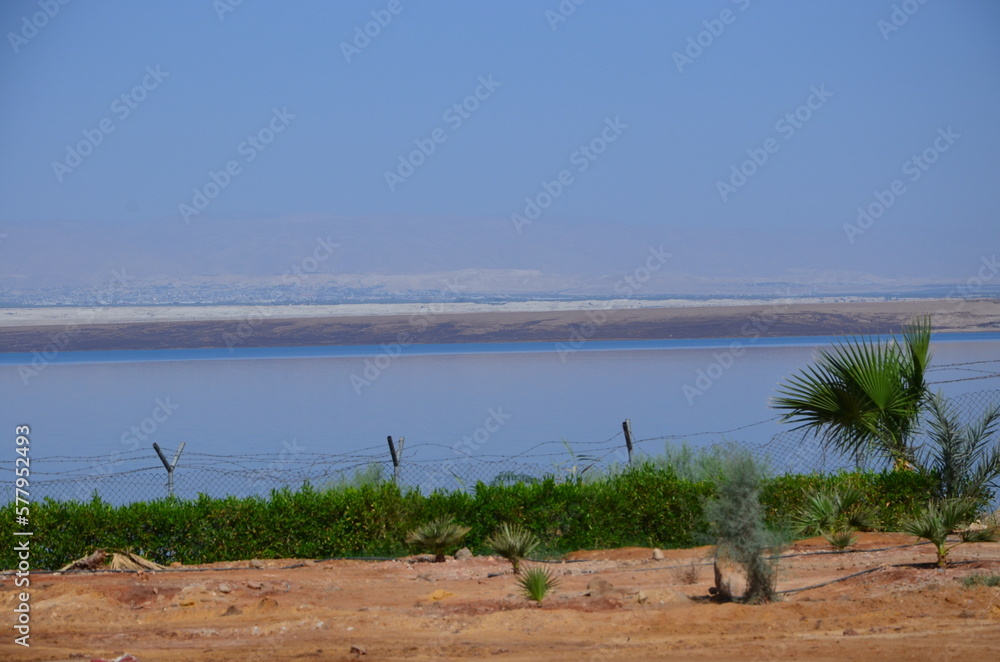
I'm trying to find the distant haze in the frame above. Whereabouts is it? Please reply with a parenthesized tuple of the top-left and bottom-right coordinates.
(0, 215, 994, 304)
(1, 3, 998, 305)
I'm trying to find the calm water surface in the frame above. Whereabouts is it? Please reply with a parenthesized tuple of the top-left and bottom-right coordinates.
(2, 334, 997, 481)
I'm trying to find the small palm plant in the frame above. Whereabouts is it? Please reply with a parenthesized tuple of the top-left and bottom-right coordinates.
(824, 529, 858, 550)
(794, 486, 876, 549)
(405, 516, 471, 563)
(517, 565, 560, 603)
(902, 499, 998, 568)
(486, 523, 539, 574)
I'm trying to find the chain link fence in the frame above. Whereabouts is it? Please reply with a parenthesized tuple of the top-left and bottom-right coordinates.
(6, 389, 999, 506)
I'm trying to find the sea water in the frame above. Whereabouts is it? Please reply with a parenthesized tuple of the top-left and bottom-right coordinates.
(1, 333, 997, 500)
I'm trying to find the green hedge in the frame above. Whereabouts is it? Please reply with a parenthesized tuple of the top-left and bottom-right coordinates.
(760, 469, 939, 531)
(2, 466, 934, 570)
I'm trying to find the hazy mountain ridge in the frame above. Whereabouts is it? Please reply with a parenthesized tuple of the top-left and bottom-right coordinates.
(0, 215, 991, 305)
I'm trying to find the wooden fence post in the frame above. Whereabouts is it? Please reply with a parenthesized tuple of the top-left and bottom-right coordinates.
(622, 419, 634, 464)
(387, 435, 404, 484)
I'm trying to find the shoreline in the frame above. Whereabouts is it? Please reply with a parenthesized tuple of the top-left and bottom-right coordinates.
(0, 296, 899, 327)
(0, 298, 997, 353)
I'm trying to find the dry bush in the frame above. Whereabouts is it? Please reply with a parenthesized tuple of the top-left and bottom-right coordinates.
(671, 559, 701, 585)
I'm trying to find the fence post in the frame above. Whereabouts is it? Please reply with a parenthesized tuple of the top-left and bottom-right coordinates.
(387, 435, 404, 484)
(622, 419, 634, 464)
(153, 442, 185, 498)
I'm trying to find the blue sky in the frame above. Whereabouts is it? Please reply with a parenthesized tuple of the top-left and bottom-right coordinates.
(1, 0, 998, 288)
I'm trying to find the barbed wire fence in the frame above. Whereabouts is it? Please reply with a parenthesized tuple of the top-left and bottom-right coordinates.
(4, 389, 999, 507)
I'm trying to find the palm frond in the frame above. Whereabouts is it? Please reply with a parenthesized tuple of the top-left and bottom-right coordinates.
(771, 318, 932, 464)
(902, 316, 933, 391)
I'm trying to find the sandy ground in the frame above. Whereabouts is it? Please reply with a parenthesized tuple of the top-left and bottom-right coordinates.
(2, 533, 999, 661)
(0, 299, 997, 353)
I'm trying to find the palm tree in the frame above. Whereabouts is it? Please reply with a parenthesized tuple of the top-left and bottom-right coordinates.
(916, 392, 1000, 502)
(771, 316, 932, 466)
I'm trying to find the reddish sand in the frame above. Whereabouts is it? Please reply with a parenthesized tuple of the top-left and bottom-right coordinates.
(2, 533, 999, 661)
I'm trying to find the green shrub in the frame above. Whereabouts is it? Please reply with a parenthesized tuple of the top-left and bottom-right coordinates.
(704, 449, 783, 604)
(760, 470, 934, 532)
(0, 467, 940, 570)
(961, 573, 1000, 588)
(651, 441, 752, 484)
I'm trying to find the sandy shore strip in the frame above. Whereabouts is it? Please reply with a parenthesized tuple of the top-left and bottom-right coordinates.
(0, 297, 894, 327)
(0, 298, 997, 353)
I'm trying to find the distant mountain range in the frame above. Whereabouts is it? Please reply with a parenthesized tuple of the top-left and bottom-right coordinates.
(0, 214, 994, 305)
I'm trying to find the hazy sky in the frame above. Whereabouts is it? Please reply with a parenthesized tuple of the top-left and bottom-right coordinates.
(1, 1, 998, 286)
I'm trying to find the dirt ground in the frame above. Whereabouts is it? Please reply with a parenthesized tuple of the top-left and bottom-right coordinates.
(3, 533, 999, 661)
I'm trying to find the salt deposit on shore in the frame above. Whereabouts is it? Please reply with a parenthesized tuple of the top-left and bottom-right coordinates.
(0, 297, 891, 327)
